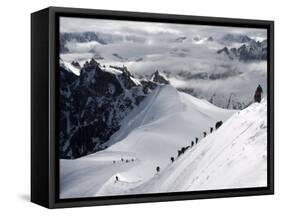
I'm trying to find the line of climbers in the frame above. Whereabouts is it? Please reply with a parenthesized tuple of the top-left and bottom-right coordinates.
(155, 120, 223, 174)
(114, 158, 136, 183)
(113, 157, 135, 164)
(110, 85, 263, 183)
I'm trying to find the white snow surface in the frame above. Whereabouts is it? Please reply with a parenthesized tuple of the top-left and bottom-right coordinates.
(62, 61, 81, 76)
(129, 98, 267, 194)
(60, 85, 266, 198)
(101, 66, 123, 75)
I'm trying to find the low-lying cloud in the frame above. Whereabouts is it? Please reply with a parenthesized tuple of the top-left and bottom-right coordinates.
(60, 17, 267, 109)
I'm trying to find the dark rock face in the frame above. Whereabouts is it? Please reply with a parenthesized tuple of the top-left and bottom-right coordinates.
(151, 70, 170, 85)
(71, 61, 81, 68)
(59, 59, 157, 159)
(217, 39, 267, 61)
(140, 80, 158, 94)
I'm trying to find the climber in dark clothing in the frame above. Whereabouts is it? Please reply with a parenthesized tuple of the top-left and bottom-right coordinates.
(215, 121, 223, 130)
(254, 84, 263, 103)
(156, 166, 160, 173)
(178, 150, 182, 157)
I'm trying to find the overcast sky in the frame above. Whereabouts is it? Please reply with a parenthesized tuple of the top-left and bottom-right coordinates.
(60, 17, 267, 40)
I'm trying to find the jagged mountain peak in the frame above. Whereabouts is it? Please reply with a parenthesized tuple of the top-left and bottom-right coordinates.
(151, 70, 170, 85)
(71, 61, 81, 69)
(83, 58, 100, 70)
(220, 33, 252, 44)
(59, 59, 158, 159)
(217, 39, 267, 61)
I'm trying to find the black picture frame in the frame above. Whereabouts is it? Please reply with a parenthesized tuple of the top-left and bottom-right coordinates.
(31, 6, 274, 209)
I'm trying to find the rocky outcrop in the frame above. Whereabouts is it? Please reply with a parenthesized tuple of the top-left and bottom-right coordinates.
(59, 59, 158, 159)
(150, 70, 170, 85)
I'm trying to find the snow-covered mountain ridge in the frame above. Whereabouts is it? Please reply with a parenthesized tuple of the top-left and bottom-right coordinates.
(60, 85, 236, 198)
(128, 98, 267, 194)
(60, 89, 266, 198)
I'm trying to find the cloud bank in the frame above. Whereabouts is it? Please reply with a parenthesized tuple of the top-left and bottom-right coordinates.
(60, 17, 267, 109)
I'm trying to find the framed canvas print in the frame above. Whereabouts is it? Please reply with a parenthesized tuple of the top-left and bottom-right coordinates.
(31, 7, 274, 208)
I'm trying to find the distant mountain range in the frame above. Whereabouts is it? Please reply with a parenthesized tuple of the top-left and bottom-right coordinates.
(60, 31, 146, 53)
(217, 39, 267, 61)
(218, 33, 253, 44)
(60, 32, 107, 53)
(59, 32, 267, 136)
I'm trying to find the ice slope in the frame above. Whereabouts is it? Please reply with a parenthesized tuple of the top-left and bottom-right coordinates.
(60, 85, 235, 198)
(129, 98, 267, 194)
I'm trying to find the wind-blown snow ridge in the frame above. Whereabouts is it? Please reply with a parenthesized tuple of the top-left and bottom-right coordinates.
(129, 98, 267, 194)
(61, 88, 267, 198)
(60, 88, 267, 198)
(60, 85, 235, 198)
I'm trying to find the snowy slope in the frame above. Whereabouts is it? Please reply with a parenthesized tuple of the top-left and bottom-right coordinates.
(129, 98, 267, 194)
(60, 85, 235, 198)
(63, 61, 81, 75)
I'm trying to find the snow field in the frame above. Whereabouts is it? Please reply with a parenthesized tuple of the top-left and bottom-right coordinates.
(60, 85, 266, 198)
